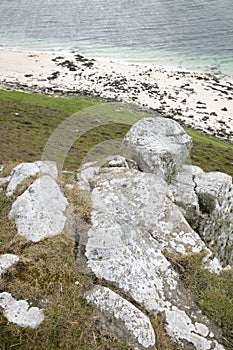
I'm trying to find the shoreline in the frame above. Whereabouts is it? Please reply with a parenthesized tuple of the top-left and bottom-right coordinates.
(0, 48, 232, 143)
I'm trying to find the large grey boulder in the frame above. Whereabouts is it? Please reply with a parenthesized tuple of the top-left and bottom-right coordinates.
(84, 285, 156, 350)
(121, 117, 192, 182)
(0, 292, 44, 329)
(168, 166, 233, 266)
(9, 175, 68, 242)
(77, 165, 224, 350)
(6, 161, 58, 196)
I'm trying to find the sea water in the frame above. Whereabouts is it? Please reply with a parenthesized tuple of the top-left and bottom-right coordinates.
(0, 0, 232, 76)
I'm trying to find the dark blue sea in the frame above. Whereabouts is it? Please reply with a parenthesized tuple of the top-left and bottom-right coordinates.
(0, 0, 232, 76)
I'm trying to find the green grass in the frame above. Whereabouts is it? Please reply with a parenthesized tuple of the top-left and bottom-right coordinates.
(187, 128, 233, 176)
(0, 89, 233, 349)
(0, 89, 99, 115)
(0, 89, 232, 177)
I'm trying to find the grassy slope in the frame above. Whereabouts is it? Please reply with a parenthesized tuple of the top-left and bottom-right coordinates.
(0, 89, 232, 176)
(0, 89, 233, 350)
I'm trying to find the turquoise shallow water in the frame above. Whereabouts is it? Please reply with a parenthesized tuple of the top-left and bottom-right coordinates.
(0, 0, 232, 77)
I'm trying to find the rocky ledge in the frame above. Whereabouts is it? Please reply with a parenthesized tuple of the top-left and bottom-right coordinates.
(0, 117, 232, 349)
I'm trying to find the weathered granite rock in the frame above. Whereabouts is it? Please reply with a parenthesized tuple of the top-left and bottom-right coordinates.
(168, 165, 233, 266)
(0, 292, 44, 328)
(0, 254, 19, 277)
(9, 175, 68, 242)
(6, 161, 58, 196)
(76, 165, 225, 349)
(121, 117, 192, 181)
(84, 285, 156, 350)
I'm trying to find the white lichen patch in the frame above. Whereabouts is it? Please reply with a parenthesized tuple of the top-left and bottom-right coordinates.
(195, 322, 209, 337)
(165, 307, 222, 350)
(0, 292, 44, 329)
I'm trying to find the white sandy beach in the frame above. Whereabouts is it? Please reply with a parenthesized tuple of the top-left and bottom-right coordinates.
(0, 49, 232, 143)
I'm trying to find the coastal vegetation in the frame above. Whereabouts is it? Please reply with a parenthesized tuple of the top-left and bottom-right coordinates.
(0, 89, 233, 349)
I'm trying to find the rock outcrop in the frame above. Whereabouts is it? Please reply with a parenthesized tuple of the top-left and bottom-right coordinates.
(0, 117, 232, 348)
(77, 164, 224, 350)
(76, 117, 232, 349)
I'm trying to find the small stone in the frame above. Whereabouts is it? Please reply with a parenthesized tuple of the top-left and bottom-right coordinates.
(0, 292, 44, 329)
(0, 254, 19, 277)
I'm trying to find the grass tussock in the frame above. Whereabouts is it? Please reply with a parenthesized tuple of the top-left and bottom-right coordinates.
(64, 181, 92, 225)
(0, 194, 18, 248)
(167, 253, 233, 350)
